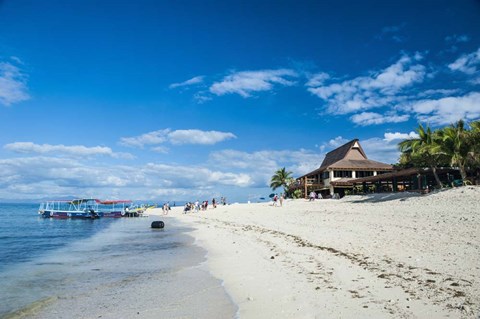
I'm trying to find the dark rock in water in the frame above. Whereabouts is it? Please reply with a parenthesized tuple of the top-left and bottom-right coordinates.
(151, 221, 165, 229)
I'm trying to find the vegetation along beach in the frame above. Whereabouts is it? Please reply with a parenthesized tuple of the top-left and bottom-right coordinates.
(1, 0, 480, 318)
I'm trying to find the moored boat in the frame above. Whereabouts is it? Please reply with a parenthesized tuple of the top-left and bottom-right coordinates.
(123, 204, 147, 217)
(38, 199, 132, 219)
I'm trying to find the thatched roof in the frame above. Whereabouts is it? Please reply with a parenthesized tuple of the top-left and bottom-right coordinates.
(319, 139, 367, 169)
(298, 139, 393, 179)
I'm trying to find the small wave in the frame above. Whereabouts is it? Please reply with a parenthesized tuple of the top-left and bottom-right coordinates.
(33, 262, 64, 266)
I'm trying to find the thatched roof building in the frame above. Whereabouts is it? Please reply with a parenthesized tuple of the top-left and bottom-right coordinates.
(296, 139, 393, 197)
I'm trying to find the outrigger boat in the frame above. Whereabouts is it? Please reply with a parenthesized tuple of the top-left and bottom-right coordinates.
(38, 199, 132, 219)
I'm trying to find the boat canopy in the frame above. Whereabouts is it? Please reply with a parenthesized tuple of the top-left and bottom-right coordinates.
(45, 199, 132, 205)
(69, 199, 96, 205)
(95, 199, 133, 205)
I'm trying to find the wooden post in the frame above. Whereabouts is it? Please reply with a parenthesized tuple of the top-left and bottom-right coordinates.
(304, 177, 307, 199)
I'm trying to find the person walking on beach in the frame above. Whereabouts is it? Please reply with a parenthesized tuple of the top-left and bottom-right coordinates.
(212, 198, 216, 208)
(273, 194, 278, 206)
(309, 191, 316, 201)
(279, 193, 284, 207)
(194, 200, 199, 213)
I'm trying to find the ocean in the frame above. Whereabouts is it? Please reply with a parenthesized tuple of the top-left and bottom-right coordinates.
(0, 203, 236, 319)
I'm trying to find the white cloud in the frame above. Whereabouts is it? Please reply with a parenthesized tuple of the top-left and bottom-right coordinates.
(4, 142, 133, 159)
(119, 129, 170, 148)
(305, 72, 330, 87)
(448, 47, 480, 74)
(169, 76, 204, 89)
(350, 112, 409, 126)
(410, 91, 480, 126)
(326, 136, 349, 148)
(209, 69, 297, 97)
(308, 54, 426, 114)
(150, 146, 169, 154)
(383, 131, 419, 142)
(120, 129, 236, 148)
(168, 129, 236, 145)
(0, 61, 30, 106)
(318, 136, 349, 153)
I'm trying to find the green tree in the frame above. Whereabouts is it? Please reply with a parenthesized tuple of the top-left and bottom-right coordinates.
(398, 124, 443, 188)
(469, 121, 480, 168)
(437, 120, 471, 181)
(270, 167, 293, 193)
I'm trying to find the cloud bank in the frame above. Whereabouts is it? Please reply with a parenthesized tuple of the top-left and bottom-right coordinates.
(308, 54, 426, 114)
(4, 142, 133, 159)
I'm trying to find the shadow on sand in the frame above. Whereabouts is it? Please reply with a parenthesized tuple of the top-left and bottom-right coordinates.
(341, 191, 428, 203)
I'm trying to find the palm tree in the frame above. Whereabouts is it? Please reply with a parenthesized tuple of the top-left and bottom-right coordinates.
(437, 120, 471, 181)
(398, 124, 443, 188)
(469, 121, 480, 162)
(469, 121, 480, 183)
(270, 167, 293, 192)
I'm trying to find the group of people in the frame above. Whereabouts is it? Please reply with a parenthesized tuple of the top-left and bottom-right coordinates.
(182, 197, 227, 214)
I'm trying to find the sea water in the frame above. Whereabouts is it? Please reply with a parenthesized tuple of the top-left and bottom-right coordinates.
(0, 203, 236, 319)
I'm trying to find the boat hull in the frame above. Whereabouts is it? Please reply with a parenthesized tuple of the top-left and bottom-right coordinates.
(40, 210, 123, 219)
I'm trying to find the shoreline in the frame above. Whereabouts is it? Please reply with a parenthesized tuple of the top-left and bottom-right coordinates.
(152, 187, 480, 318)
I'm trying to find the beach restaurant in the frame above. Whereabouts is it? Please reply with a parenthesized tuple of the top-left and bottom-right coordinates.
(296, 139, 393, 198)
(329, 167, 462, 194)
(296, 139, 463, 198)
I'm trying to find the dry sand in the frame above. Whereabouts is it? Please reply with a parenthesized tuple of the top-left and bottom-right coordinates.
(152, 186, 480, 319)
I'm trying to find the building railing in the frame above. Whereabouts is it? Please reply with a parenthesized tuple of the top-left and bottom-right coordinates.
(297, 178, 325, 188)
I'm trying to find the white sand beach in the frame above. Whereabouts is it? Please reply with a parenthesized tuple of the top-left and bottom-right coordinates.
(151, 186, 480, 318)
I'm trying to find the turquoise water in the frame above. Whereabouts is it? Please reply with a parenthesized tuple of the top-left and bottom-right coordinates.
(0, 203, 116, 271)
(0, 203, 236, 318)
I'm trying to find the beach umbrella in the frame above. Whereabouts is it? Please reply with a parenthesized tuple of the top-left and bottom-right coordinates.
(269, 193, 275, 198)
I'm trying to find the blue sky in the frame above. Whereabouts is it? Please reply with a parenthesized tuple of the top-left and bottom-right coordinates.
(0, 0, 479, 202)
